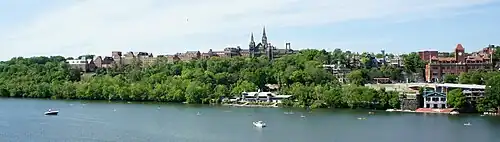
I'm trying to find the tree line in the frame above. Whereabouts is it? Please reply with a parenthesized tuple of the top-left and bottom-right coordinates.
(0, 49, 403, 109)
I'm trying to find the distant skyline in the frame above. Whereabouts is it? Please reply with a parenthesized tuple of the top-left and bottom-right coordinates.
(1, 0, 500, 61)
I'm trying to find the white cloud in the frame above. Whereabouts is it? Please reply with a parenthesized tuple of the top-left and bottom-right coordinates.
(0, 0, 494, 60)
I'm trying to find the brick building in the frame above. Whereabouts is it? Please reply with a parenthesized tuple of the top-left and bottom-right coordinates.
(423, 44, 493, 82)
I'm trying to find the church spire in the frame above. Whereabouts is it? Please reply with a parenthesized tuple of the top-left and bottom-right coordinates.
(251, 32, 255, 42)
(249, 32, 256, 57)
(262, 26, 267, 38)
(262, 26, 267, 48)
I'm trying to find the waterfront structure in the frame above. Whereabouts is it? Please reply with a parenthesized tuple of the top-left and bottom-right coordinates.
(241, 91, 292, 103)
(434, 83, 486, 103)
(423, 44, 494, 82)
(422, 91, 447, 109)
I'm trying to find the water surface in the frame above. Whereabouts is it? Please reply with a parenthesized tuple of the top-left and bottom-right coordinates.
(0, 98, 499, 142)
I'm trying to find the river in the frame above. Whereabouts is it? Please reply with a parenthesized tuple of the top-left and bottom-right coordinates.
(0, 98, 499, 142)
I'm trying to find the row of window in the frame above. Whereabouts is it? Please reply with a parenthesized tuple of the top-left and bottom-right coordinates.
(431, 66, 486, 70)
(425, 97, 446, 102)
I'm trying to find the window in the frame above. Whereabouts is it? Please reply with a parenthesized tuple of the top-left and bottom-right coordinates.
(426, 104, 430, 108)
(426, 98, 431, 101)
(433, 104, 438, 108)
(441, 98, 446, 101)
(441, 104, 446, 108)
(432, 98, 439, 102)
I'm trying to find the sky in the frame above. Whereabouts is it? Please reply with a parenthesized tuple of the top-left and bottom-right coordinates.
(0, 0, 500, 60)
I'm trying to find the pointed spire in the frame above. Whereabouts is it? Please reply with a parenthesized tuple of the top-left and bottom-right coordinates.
(250, 32, 254, 42)
(262, 26, 267, 38)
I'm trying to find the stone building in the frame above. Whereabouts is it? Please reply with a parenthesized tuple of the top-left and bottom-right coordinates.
(93, 56, 114, 68)
(248, 27, 297, 60)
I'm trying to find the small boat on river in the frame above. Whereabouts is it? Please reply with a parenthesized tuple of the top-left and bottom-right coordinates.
(44, 109, 59, 115)
(253, 121, 266, 127)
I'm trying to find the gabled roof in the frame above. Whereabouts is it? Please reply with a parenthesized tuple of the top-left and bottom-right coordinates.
(456, 44, 464, 50)
(423, 91, 446, 97)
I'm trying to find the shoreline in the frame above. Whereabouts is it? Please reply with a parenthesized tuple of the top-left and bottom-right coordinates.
(2, 97, 497, 115)
(222, 103, 279, 108)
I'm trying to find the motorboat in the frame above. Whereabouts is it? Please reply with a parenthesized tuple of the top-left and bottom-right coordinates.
(450, 111, 460, 115)
(253, 121, 266, 127)
(386, 109, 395, 112)
(44, 109, 59, 115)
(464, 122, 471, 126)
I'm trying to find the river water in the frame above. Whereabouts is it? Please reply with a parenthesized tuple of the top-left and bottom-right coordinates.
(0, 98, 499, 142)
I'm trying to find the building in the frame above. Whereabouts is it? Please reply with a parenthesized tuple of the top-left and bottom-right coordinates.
(322, 62, 351, 83)
(93, 56, 114, 68)
(248, 27, 297, 60)
(422, 91, 447, 109)
(241, 91, 292, 103)
(419, 50, 438, 61)
(157, 27, 297, 62)
(424, 44, 494, 82)
(66, 58, 95, 72)
(387, 56, 404, 67)
(434, 83, 486, 103)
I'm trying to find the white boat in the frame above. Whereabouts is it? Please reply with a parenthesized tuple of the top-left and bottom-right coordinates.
(464, 122, 471, 126)
(253, 121, 266, 127)
(44, 109, 59, 115)
(450, 111, 460, 115)
(386, 109, 395, 112)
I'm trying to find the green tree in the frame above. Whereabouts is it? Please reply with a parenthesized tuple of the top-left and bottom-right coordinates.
(0, 49, 404, 110)
(446, 89, 466, 109)
(402, 52, 425, 73)
(443, 74, 458, 83)
(347, 70, 367, 86)
(482, 75, 500, 113)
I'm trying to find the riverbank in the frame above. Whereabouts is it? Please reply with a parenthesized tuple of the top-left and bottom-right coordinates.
(222, 102, 279, 108)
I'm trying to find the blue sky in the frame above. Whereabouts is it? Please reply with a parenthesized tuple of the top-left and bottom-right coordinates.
(0, 0, 499, 60)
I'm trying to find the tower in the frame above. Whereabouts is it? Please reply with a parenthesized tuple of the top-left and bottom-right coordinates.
(261, 27, 268, 50)
(249, 33, 256, 57)
(455, 44, 465, 63)
(267, 43, 273, 60)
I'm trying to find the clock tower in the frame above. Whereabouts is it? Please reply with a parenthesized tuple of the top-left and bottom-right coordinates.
(455, 44, 465, 63)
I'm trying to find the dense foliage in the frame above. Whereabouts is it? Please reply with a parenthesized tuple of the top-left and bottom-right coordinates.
(0, 49, 401, 109)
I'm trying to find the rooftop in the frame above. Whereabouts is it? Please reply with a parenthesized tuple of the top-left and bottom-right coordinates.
(435, 83, 486, 89)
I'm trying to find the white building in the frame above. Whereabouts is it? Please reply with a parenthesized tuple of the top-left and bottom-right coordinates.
(66, 57, 93, 72)
(423, 91, 447, 109)
(435, 83, 486, 102)
(241, 91, 292, 103)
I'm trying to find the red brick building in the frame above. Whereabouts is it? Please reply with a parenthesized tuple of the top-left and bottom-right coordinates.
(419, 50, 438, 61)
(423, 44, 493, 82)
